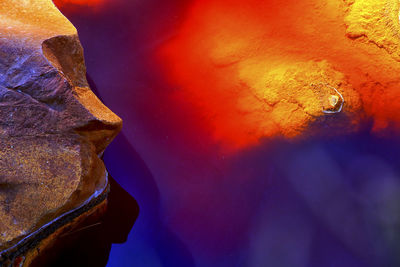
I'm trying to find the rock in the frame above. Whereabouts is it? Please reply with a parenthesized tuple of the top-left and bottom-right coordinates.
(237, 59, 361, 138)
(344, 0, 400, 60)
(0, 0, 122, 265)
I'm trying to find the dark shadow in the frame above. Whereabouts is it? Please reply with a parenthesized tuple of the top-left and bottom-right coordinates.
(30, 175, 139, 267)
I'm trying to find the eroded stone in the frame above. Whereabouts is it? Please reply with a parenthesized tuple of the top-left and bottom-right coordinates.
(0, 0, 122, 263)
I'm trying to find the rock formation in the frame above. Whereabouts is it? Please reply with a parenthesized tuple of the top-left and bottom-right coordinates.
(0, 0, 122, 265)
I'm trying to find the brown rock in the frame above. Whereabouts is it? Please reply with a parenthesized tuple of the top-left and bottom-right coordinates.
(0, 0, 122, 264)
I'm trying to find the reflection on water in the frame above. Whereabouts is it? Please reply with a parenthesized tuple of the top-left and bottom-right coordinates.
(56, 1, 400, 266)
(104, 128, 400, 267)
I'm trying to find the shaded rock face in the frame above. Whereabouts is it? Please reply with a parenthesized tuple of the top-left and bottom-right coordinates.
(0, 0, 122, 256)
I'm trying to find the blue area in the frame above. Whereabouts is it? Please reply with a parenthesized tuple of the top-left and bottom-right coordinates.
(62, 1, 400, 265)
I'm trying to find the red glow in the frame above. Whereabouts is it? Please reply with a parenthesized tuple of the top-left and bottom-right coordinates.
(53, 0, 104, 7)
(159, 0, 400, 149)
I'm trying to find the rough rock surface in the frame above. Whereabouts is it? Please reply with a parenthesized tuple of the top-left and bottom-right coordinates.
(344, 0, 400, 60)
(237, 59, 361, 138)
(160, 0, 400, 148)
(0, 0, 122, 262)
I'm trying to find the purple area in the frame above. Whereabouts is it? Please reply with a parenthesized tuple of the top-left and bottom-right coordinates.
(58, 1, 400, 266)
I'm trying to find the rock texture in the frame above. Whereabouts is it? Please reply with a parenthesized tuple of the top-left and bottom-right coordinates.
(0, 0, 122, 264)
(237, 59, 361, 138)
(160, 0, 400, 148)
(344, 0, 400, 60)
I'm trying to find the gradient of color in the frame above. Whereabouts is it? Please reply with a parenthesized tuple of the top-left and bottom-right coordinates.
(55, 0, 400, 266)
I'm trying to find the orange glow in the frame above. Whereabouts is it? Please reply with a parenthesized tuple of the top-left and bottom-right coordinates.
(159, 0, 400, 149)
